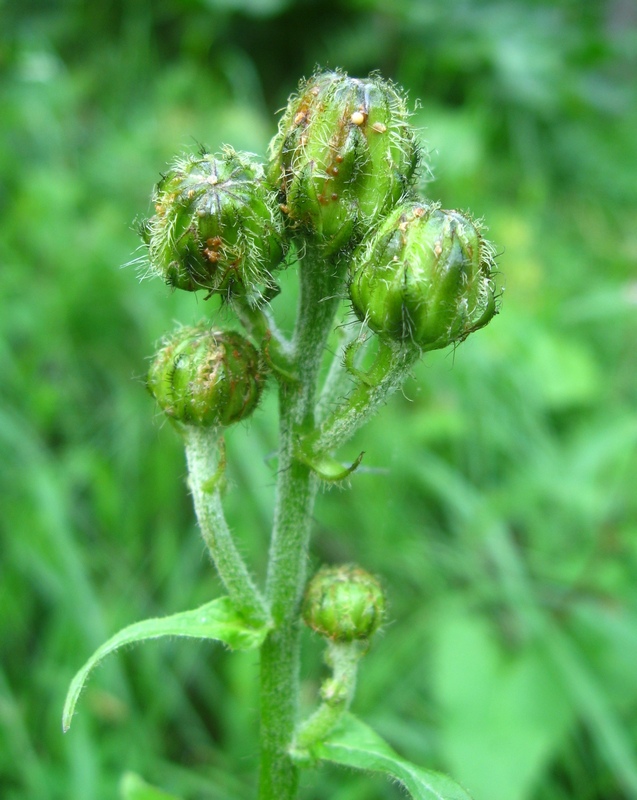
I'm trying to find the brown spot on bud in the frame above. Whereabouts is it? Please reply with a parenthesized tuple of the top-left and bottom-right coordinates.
(203, 248, 220, 263)
(414, 207, 425, 218)
(294, 111, 307, 125)
(331, 192, 339, 201)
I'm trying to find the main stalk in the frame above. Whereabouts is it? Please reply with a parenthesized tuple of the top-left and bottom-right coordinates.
(258, 252, 344, 800)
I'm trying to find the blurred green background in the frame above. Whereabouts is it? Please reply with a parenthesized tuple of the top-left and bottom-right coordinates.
(1, 0, 636, 798)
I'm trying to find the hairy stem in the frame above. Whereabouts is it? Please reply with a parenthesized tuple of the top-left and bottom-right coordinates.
(312, 340, 420, 455)
(258, 251, 345, 800)
(314, 323, 362, 423)
(183, 426, 269, 626)
(293, 641, 363, 753)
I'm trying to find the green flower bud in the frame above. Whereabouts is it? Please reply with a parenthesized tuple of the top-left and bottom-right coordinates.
(349, 202, 498, 350)
(144, 147, 285, 301)
(268, 69, 420, 255)
(302, 565, 386, 642)
(147, 326, 265, 427)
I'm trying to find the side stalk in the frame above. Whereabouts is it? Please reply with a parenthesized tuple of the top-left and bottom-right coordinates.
(183, 426, 269, 625)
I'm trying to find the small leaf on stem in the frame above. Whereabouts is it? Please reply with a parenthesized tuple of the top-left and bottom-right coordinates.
(296, 449, 364, 482)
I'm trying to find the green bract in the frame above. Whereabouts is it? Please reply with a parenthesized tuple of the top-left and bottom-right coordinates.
(147, 326, 265, 427)
(349, 202, 497, 350)
(268, 69, 420, 255)
(143, 147, 285, 301)
(303, 565, 386, 642)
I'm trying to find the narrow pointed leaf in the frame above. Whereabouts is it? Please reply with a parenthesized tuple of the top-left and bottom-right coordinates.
(312, 713, 474, 800)
(297, 448, 365, 481)
(63, 596, 268, 732)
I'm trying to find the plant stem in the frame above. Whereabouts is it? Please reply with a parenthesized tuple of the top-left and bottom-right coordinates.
(233, 296, 296, 380)
(312, 340, 420, 454)
(183, 426, 269, 626)
(258, 251, 345, 800)
(293, 641, 362, 753)
(314, 323, 361, 423)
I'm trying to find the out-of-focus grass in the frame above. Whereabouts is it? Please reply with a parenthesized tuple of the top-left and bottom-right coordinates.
(1, 1, 636, 798)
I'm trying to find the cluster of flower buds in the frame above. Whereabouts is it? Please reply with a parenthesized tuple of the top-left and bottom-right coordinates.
(141, 68, 499, 432)
(349, 202, 497, 350)
(267, 70, 420, 256)
(147, 325, 265, 427)
(141, 147, 285, 302)
(302, 565, 386, 643)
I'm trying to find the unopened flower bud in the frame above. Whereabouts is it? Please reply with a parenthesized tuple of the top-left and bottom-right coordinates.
(350, 202, 498, 350)
(147, 326, 265, 427)
(302, 565, 385, 642)
(144, 147, 285, 301)
(268, 69, 420, 255)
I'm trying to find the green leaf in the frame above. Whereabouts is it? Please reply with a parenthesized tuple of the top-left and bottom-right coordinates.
(120, 772, 183, 800)
(63, 596, 268, 732)
(297, 448, 365, 482)
(311, 713, 474, 800)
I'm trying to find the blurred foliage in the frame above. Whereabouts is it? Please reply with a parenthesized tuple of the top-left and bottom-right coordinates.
(1, 0, 636, 798)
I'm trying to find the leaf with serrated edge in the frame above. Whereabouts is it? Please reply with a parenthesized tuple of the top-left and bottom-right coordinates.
(312, 714, 474, 800)
(63, 596, 268, 732)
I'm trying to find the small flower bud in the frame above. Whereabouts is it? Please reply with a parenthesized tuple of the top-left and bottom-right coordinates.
(268, 69, 420, 255)
(349, 202, 498, 350)
(147, 326, 265, 427)
(143, 147, 285, 301)
(302, 565, 385, 642)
